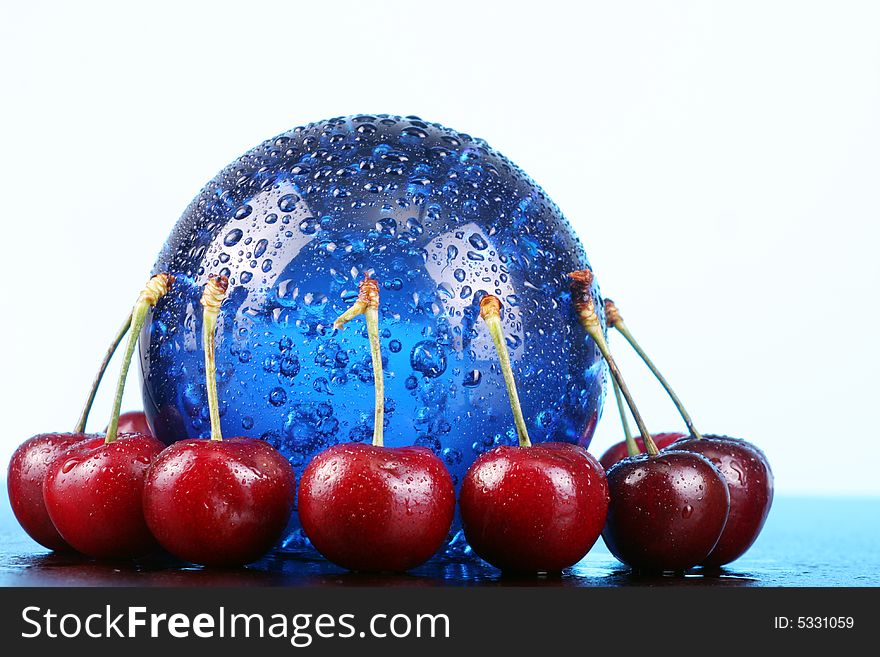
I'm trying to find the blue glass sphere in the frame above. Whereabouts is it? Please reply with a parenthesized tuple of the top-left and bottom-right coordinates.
(139, 114, 607, 555)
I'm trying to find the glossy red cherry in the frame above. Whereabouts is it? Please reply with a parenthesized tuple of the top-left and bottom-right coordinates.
(602, 451, 730, 571)
(7, 301, 146, 551)
(43, 433, 164, 558)
(41, 273, 173, 559)
(665, 435, 773, 566)
(299, 443, 454, 572)
(461, 442, 608, 572)
(7, 433, 85, 550)
(457, 294, 608, 572)
(299, 274, 455, 572)
(599, 432, 685, 470)
(143, 275, 295, 566)
(569, 271, 730, 572)
(144, 437, 296, 566)
(602, 298, 773, 565)
(112, 411, 152, 436)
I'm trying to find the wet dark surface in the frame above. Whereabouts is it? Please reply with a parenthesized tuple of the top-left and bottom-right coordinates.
(1, 496, 877, 587)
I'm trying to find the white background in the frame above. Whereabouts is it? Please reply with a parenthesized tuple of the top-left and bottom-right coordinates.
(1, 1, 877, 496)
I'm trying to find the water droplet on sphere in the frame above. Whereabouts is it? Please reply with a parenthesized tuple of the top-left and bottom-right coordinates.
(410, 340, 447, 378)
(224, 229, 243, 247)
(278, 194, 299, 212)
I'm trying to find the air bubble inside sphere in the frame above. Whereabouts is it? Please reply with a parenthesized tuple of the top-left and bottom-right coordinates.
(139, 114, 607, 556)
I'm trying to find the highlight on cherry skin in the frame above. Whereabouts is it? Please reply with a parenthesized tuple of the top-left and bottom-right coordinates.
(458, 294, 609, 573)
(602, 297, 774, 567)
(297, 273, 456, 573)
(143, 275, 297, 567)
(41, 274, 174, 559)
(569, 270, 731, 572)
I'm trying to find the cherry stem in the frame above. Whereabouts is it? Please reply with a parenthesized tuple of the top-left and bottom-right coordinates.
(611, 376, 639, 457)
(605, 299, 703, 441)
(74, 314, 132, 433)
(568, 271, 658, 456)
(334, 274, 384, 447)
(480, 295, 531, 448)
(201, 275, 229, 442)
(105, 274, 174, 444)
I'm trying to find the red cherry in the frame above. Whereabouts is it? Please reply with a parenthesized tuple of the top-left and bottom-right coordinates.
(111, 411, 152, 436)
(568, 271, 725, 572)
(299, 443, 455, 572)
(460, 442, 608, 572)
(144, 437, 296, 566)
(599, 432, 685, 470)
(597, 297, 773, 566)
(29, 274, 174, 560)
(141, 275, 295, 567)
(456, 293, 609, 572)
(43, 433, 164, 558)
(7, 284, 162, 551)
(299, 274, 455, 572)
(665, 435, 773, 566)
(602, 451, 730, 571)
(7, 433, 87, 550)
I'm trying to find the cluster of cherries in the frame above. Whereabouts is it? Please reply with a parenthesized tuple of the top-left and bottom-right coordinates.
(8, 268, 772, 574)
(570, 274, 774, 571)
(8, 274, 295, 566)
